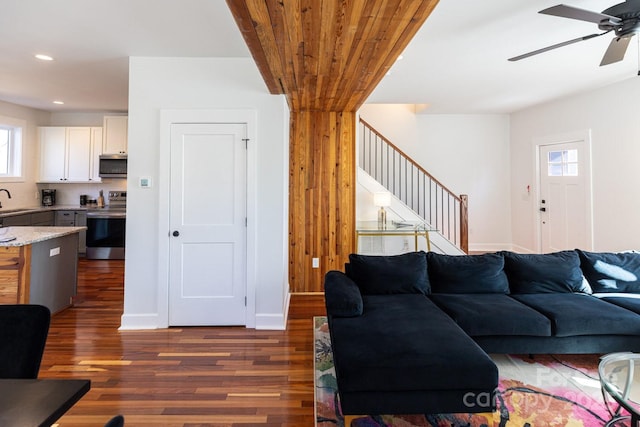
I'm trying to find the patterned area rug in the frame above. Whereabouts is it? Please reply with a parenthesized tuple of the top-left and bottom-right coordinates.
(314, 317, 625, 427)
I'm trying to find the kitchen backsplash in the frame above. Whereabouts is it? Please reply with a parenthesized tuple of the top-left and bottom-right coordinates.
(37, 180, 127, 206)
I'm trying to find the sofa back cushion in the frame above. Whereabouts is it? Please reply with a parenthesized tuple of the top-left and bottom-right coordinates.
(503, 250, 584, 294)
(324, 271, 363, 317)
(347, 252, 429, 295)
(577, 250, 640, 293)
(427, 252, 509, 294)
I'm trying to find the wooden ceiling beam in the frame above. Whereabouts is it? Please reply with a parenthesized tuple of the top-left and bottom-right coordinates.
(227, 0, 439, 112)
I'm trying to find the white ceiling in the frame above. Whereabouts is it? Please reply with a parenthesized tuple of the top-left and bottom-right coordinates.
(1, 0, 638, 114)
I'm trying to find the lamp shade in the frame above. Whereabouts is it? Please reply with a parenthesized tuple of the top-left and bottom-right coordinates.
(373, 191, 391, 207)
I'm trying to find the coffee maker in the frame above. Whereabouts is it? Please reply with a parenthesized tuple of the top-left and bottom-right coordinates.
(41, 189, 56, 207)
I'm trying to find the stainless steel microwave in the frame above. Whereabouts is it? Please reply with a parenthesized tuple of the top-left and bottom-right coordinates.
(99, 154, 127, 178)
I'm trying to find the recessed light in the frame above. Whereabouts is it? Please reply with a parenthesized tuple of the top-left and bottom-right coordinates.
(397, 55, 404, 61)
(53, 100, 64, 105)
(35, 54, 54, 61)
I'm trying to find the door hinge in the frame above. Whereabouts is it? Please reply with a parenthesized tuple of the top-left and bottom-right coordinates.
(244, 296, 247, 306)
(245, 217, 247, 227)
(243, 138, 249, 149)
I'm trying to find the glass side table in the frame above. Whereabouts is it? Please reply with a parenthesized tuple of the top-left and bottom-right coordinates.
(355, 221, 436, 254)
(599, 352, 640, 427)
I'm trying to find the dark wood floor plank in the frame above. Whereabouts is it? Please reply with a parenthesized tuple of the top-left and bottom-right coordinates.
(40, 258, 326, 426)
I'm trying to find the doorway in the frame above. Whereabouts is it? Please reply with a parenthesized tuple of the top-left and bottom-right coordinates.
(167, 122, 247, 326)
(536, 131, 593, 253)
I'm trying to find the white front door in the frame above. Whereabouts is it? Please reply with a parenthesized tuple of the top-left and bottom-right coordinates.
(169, 123, 247, 325)
(538, 138, 593, 253)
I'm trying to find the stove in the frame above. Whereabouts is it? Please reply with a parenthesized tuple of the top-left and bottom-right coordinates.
(86, 191, 127, 218)
(86, 191, 126, 259)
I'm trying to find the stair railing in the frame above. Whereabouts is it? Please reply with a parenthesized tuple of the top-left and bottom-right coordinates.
(359, 118, 468, 253)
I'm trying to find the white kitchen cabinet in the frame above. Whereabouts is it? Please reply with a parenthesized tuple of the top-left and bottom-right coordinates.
(39, 127, 67, 182)
(102, 115, 128, 154)
(91, 127, 103, 181)
(39, 126, 102, 183)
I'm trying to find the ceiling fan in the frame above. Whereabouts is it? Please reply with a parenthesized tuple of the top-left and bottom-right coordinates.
(509, 1, 640, 66)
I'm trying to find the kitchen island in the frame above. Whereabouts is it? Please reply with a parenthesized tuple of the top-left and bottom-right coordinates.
(0, 227, 85, 313)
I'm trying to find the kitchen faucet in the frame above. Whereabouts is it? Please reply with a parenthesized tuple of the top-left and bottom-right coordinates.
(0, 189, 11, 208)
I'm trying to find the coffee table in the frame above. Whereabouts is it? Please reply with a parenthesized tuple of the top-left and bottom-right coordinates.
(599, 352, 640, 427)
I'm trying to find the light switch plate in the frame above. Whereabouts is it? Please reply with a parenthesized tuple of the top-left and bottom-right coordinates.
(312, 258, 319, 268)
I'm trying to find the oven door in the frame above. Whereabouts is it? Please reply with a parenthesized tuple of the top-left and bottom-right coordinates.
(86, 214, 126, 260)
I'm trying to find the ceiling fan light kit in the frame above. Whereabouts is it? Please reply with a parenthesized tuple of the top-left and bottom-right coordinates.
(509, 0, 640, 68)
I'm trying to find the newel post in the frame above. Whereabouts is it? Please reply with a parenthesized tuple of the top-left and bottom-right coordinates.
(460, 194, 469, 254)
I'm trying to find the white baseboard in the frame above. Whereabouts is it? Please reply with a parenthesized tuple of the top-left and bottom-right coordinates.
(255, 292, 290, 330)
(468, 243, 513, 253)
(120, 293, 292, 331)
(468, 243, 538, 254)
(119, 313, 160, 330)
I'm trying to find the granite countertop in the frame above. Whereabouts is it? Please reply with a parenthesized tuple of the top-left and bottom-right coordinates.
(0, 206, 89, 218)
(0, 226, 86, 247)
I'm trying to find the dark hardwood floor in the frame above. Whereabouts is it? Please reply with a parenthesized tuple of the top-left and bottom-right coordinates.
(42, 258, 326, 427)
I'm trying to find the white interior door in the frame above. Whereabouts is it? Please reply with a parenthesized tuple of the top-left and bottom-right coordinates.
(538, 139, 592, 253)
(169, 123, 247, 326)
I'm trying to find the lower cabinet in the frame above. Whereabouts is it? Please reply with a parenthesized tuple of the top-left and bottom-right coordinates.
(1, 213, 31, 226)
(55, 210, 86, 254)
(31, 211, 55, 226)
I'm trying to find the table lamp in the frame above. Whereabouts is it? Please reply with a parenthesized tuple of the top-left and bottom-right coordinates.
(374, 191, 391, 229)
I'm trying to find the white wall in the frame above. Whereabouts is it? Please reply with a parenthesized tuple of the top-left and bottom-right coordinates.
(510, 77, 640, 252)
(123, 57, 289, 330)
(358, 104, 512, 252)
(0, 100, 50, 208)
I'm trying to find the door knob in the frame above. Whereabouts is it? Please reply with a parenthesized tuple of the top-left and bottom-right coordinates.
(172, 230, 180, 237)
(539, 207, 546, 212)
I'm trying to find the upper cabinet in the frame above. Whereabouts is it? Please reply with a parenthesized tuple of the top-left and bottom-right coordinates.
(39, 126, 102, 183)
(102, 116, 128, 154)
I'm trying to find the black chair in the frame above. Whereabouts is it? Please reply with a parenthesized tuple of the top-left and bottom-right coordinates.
(0, 304, 51, 379)
(104, 415, 125, 427)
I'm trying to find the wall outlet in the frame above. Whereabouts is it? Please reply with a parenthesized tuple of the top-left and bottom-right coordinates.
(312, 257, 319, 268)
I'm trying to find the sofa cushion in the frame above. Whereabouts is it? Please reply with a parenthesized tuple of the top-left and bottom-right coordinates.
(324, 271, 363, 317)
(427, 252, 509, 294)
(329, 294, 497, 393)
(596, 294, 640, 314)
(577, 250, 640, 293)
(503, 251, 584, 294)
(512, 293, 640, 337)
(430, 294, 551, 336)
(347, 252, 429, 295)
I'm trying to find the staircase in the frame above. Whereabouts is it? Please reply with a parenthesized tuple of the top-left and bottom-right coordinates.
(359, 118, 468, 253)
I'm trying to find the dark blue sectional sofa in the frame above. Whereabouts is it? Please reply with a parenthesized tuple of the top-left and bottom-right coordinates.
(324, 249, 640, 418)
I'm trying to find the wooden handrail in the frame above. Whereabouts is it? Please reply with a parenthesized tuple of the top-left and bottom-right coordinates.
(360, 118, 461, 203)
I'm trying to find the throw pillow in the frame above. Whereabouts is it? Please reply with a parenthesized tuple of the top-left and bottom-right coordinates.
(427, 252, 509, 294)
(503, 250, 584, 294)
(347, 251, 429, 295)
(577, 250, 640, 293)
(324, 271, 363, 317)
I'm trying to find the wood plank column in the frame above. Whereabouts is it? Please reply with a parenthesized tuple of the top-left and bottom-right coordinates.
(289, 111, 355, 293)
(227, 0, 440, 293)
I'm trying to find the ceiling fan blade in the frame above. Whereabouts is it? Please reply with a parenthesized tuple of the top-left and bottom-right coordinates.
(600, 35, 633, 65)
(508, 33, 604, 62)
(540, 4, 621, 24)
